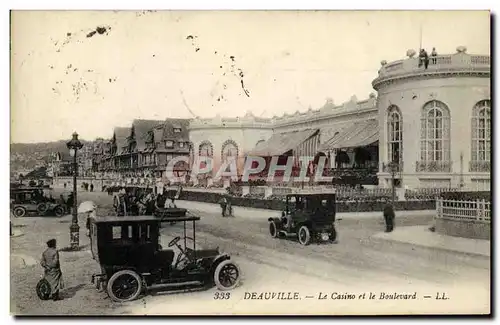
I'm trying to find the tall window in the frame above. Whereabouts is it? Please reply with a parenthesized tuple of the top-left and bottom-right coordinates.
(198, 141, 213, 171)
(419, 100, 451, 171)
(221, 140, 238, 162)
(387, 105, 403, 164)
(471, 100, 491, 171)
(198, 141, 213, 157)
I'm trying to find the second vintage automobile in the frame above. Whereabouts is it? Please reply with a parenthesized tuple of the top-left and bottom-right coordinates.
(10, 187, 66, 218)
(267, 192, 337, 245)
(89, 213, 241, 302)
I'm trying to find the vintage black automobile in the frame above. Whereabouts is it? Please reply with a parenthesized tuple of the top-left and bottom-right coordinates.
(10, 187, 65, 218)
(267, 192, 337, 245)
(89, 214, 241, 302)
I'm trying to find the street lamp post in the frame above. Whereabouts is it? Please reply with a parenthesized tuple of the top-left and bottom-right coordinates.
(67, 132, 84, 250)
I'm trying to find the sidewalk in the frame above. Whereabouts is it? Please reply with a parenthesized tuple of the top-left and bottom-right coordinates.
(11, 254, 38, 268)
(175, 200, 434, 220)
(372, 226, 490, 257)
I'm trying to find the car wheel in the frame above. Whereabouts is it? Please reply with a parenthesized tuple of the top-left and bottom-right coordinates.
(13, 207, 26, 218)
(106, 269, 143, 302)
(37, 203, 48, 215)
(297, 225, 311, 245)
(53, 206, 65, 217)
(330, 226, 337, 242)
(36, 278, 52, 300)
(214, 260, 241, 291)
(269, 221, 278, 238)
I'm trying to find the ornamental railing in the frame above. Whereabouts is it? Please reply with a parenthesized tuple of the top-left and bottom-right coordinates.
(381, 162, 404, 173)
(436, 198, 491, 223)
(415, 160, 452, 172)
(469, 161, 490, 172)
(373, 53, 490, 89)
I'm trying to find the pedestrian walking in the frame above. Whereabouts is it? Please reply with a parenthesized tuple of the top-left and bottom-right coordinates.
(90, 183, 94, 192)
(383, 202, 395, 232)
(40, 239, 64, 301)
(219, 196, 228, 217)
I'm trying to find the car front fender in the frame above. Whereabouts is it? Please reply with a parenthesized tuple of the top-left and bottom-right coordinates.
(267, 217, 282, 224)
(209, 254, 231, 275)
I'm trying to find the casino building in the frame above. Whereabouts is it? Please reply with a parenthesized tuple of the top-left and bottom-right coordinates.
(189, 46, 491, 190)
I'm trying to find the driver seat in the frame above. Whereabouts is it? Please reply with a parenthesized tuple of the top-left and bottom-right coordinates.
(154, 250, 175, 269)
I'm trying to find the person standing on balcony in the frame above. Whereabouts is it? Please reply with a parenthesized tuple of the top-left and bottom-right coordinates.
(419, 49, 429, 69)
(431, 47, 438, 64)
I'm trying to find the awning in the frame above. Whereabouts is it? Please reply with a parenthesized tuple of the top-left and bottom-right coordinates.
(247, 129, 319, 156)
(319, 119, 379, 151)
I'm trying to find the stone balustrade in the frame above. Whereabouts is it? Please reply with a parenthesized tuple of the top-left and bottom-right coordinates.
(373, 50, 490, 90)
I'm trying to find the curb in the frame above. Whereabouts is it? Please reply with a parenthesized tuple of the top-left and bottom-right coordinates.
(370, 233, 491, 259)
(177, 200, 435, 219)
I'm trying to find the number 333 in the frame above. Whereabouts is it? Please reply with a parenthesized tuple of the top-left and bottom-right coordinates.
(214, 292, 231, 300)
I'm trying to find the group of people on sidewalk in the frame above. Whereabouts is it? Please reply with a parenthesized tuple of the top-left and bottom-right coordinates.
(113, 187, 178, 216)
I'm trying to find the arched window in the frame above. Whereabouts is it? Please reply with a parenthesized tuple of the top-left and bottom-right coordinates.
(470, 100, 491, 172)
(221, 140, 238, 163)
(387, 105, 403, 164)
(198, 141, 213, 157)
(418, 100, 451, 172)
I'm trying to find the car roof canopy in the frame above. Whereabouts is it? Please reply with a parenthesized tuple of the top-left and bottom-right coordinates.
(92, 214, 201, 224)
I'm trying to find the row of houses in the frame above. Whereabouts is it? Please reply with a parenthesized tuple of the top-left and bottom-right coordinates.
(91, 118, 193, 179)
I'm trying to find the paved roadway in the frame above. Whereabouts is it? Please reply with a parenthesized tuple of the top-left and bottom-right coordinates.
(129, 205, 490, 315)
(11, 191, 491, 315)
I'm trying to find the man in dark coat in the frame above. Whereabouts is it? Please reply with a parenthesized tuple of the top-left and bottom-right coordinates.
(66, 193, 74, 214)
(40, 239, 64, 301)
(383, 202, 395, 232)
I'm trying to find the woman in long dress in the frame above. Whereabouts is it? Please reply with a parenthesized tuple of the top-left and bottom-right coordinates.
(40, 239, 64, 301)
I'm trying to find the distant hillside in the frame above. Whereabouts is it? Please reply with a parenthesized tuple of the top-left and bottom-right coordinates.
(10, 140, 93, 172)
(10, 140, 93, 154)
(11, 141, 71, 155)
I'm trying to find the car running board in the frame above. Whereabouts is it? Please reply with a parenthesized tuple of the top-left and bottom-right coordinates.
(278, 230, 296, 237)
(147, 280, 203, 290)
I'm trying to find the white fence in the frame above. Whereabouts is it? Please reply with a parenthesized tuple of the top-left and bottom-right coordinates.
(436, 198, 491, 223)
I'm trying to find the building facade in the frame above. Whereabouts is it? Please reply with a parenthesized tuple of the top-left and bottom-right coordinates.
(373, 46, 490, 190)
(188, 112, 274, 178)
(90, 46, 490, 191)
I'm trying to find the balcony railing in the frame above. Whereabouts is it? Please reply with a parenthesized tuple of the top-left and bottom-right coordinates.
(381, 162, 404, 173)
(469, 161, 490, 172)
(373, 53, 490, 89)
(415, 160, 452, 173)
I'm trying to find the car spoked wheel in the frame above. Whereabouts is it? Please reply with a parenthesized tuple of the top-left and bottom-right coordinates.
(269, 221, 278, 238)
(54, 206, 65, 217)
(37, 203, 48, 215)
(13, 207, 26, 218)
(214, 260, 241, 290)
(297, 225, 311, 245)
(107, 270, 143, 302)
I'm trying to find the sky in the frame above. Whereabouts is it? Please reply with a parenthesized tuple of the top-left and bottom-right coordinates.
(10, 10, 490, 143)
